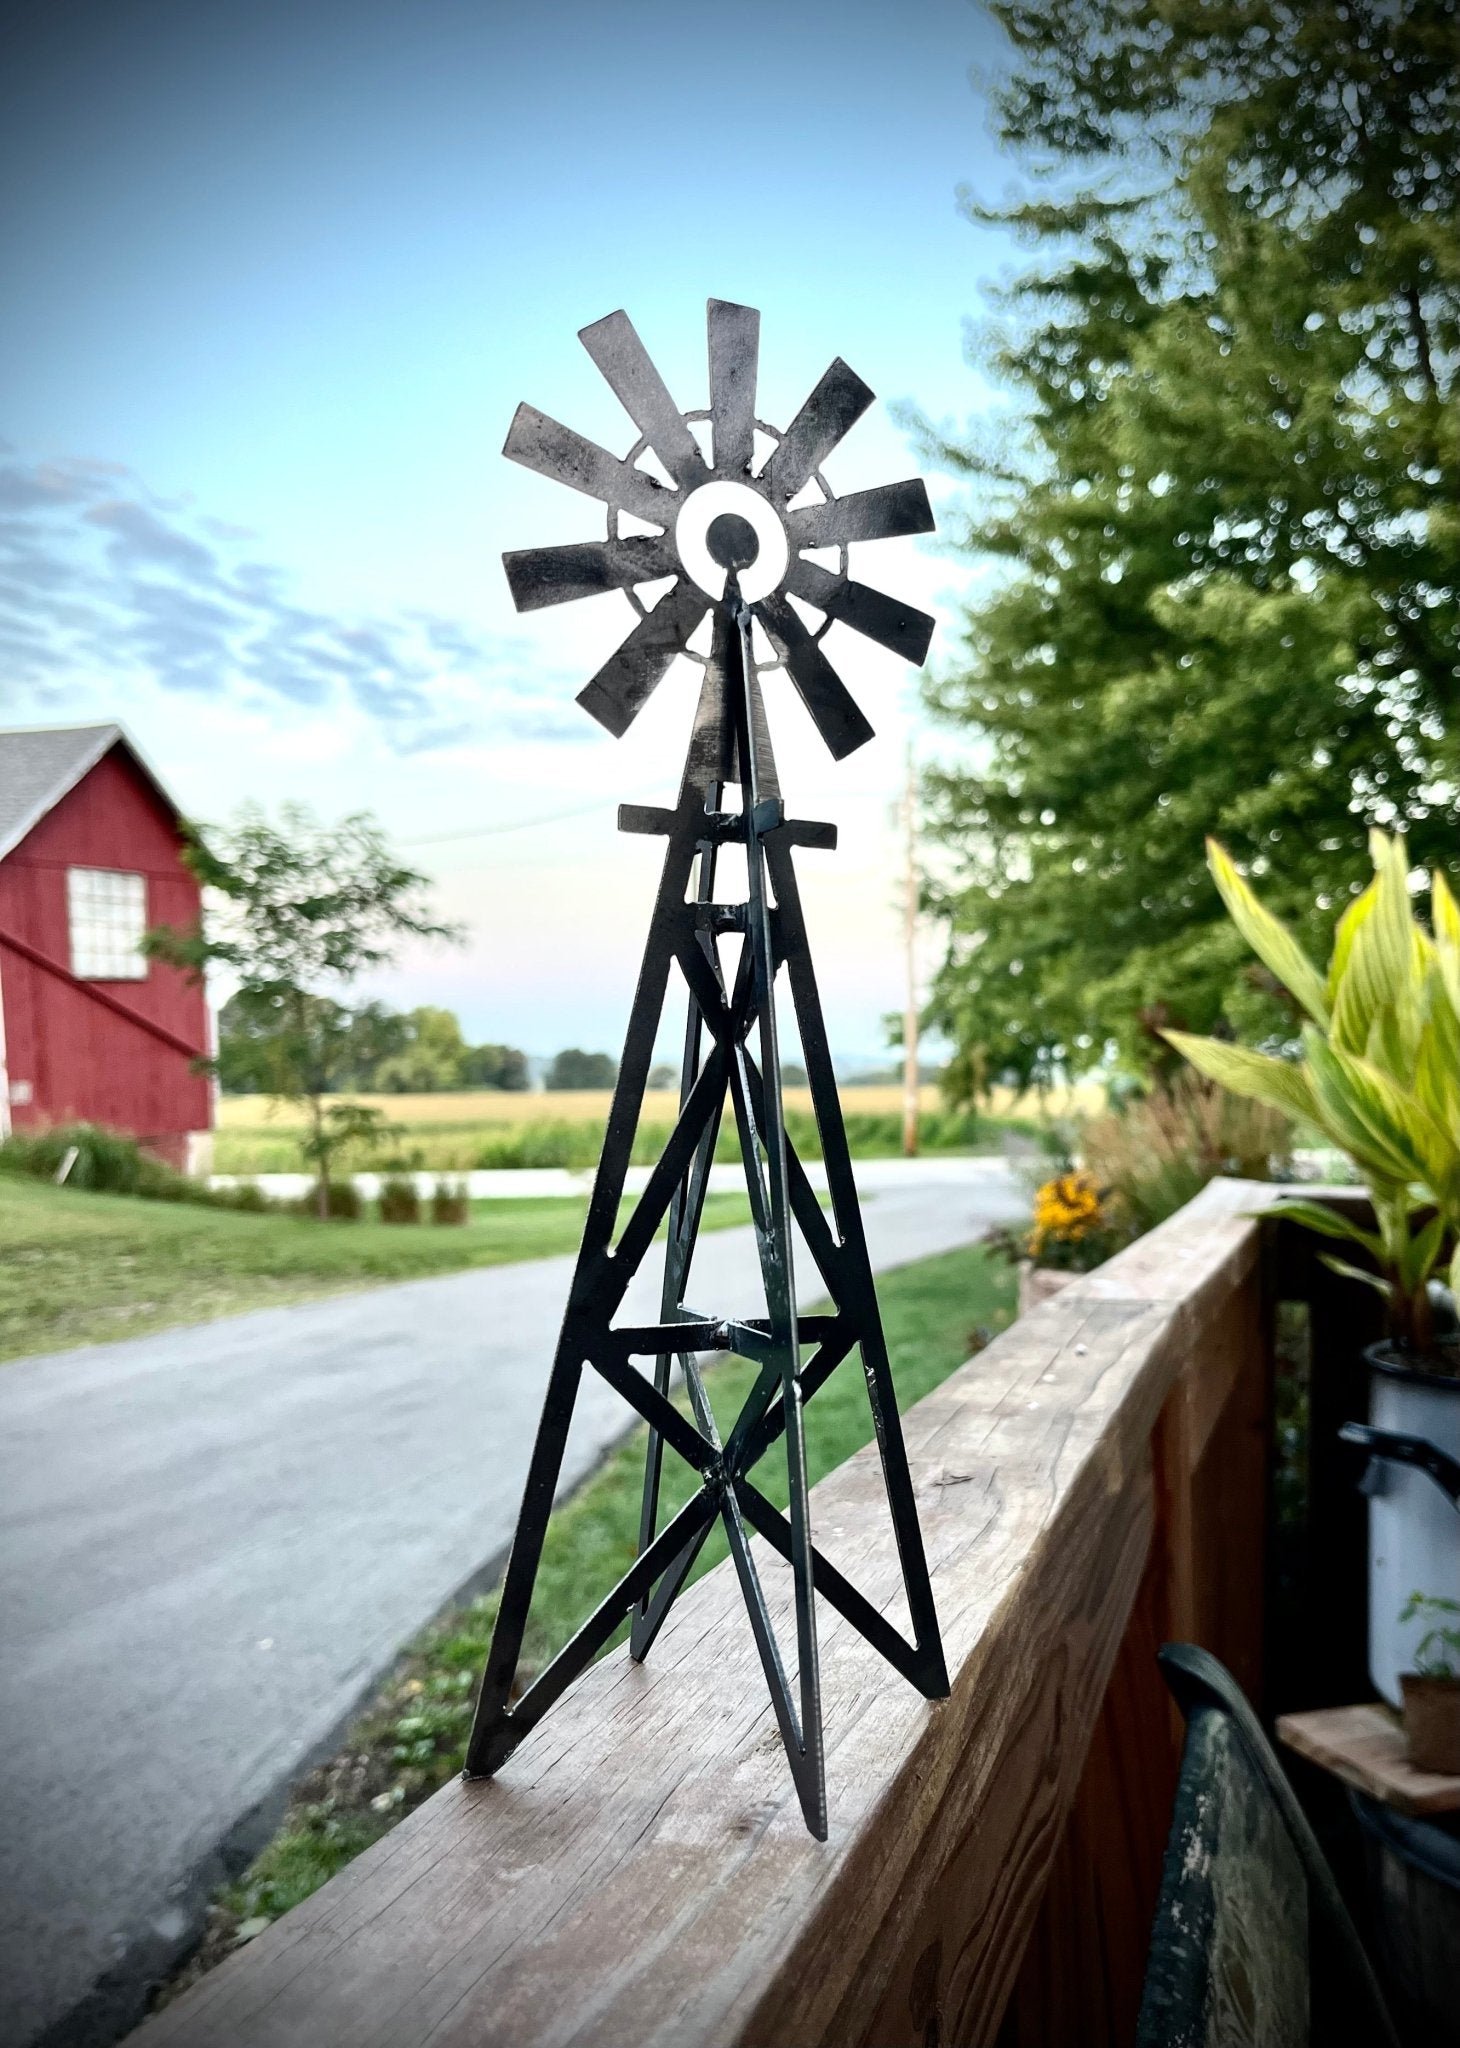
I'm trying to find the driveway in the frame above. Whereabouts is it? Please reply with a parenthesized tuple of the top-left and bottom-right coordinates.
(0, 1158, 1023, 2048)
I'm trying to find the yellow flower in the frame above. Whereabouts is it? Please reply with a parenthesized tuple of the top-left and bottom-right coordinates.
(1029, 1171, 1106, 1254)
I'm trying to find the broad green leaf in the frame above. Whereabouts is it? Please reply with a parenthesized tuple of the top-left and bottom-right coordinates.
(1395, 1207, 1448, 1295)
(1333, 834, 1424, 1080)
(1161, 1030, 1314, 1122)
(1206, 838, 1329, 1025)
(1329, 882, 1379, 1053)
(1433, 870, 1460, 1016)
(1413, 966, 1460, 1156)
(1305, 1028, 1455, 1197)
(1270, 1199, 1382, 1257)
(1318, 1252, 1393, 1300)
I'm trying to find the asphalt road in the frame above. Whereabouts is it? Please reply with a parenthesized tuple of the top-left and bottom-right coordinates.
(0, 1159, 1024, 2048)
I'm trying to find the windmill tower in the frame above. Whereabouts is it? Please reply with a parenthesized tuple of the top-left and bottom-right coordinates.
(466, 301, 946, 1837)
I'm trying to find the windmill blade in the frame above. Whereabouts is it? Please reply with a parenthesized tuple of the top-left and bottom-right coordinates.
(503, 535, 679, 613)
(706, 299, 759, 478)
(785, 478, 933, 549)
(577, 581, 709, 738)
(761, 359, 874, 504)
(754, 593, 875, 760)
(504, 403, 672, 530)
(579, 311, 709, 493)
(784, 559, 935, 666)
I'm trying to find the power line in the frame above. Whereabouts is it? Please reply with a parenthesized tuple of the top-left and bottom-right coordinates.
(399, 792, 649, 848)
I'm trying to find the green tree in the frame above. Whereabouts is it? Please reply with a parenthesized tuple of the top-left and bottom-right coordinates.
(922, 0, 1458, 1090)
(462, 1042, 530, 1090)
(334, 1001, 412, 1091)
(545, 1048, 617, 1090)
(215, 993, 412, 1096)
(149, 805, 458, 1214)
(374, 1006, 469, 1092)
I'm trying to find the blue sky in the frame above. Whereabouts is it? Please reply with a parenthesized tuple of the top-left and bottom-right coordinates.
(0, 0, 1018, 1061)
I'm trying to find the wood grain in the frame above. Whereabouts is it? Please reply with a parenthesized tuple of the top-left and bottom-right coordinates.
(139, 1179, 1287, 2048)
(1278, 1704, 1460, 1816)
(1002, 1179, 1275, 2046)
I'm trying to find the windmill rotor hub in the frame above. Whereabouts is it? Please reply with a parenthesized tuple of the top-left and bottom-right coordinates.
(705, 511, 759, 571)
(674, 478, 788, 603)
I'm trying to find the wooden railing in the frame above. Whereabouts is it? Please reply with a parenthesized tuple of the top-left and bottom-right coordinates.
(143, 1177, 1298, 2048)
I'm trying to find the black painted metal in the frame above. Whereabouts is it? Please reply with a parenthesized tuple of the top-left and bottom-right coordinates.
(464, 302, 947, 1837)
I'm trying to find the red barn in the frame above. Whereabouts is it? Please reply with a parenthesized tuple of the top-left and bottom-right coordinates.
(0, 723, 212, 1172)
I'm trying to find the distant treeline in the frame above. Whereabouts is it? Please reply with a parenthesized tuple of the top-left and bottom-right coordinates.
(216, 996, 625, 1096)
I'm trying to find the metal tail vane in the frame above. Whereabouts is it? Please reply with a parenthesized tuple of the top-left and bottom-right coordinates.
(464, 300, 946, 1838)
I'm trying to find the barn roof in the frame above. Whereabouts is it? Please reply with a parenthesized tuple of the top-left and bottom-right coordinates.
(0, 722, 180, 863)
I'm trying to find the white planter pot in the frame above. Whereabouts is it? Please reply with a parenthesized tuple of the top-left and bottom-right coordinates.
(1351, 1350, 1460, 1710)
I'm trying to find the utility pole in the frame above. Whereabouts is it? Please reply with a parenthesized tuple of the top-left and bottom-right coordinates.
(901, 737, 919, 1158)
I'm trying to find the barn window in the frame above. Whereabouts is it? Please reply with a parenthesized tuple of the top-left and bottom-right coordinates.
(67, 867, 148, 980)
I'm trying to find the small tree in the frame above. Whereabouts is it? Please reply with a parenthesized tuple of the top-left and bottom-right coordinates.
(148, 804, 459, 1216)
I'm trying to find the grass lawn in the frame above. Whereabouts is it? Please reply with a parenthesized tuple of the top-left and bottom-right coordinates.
(162, 1242, 1013, 1992)
(0, 1176, 759, 1363)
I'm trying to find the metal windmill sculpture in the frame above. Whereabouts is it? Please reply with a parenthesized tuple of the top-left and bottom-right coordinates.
(465, 300, 947, 1838)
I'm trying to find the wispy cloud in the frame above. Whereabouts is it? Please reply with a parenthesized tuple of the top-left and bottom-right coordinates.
(0, 448, 585, 750)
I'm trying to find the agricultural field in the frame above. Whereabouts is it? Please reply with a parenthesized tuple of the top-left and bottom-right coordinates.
(213, 1082, 1095, 1175)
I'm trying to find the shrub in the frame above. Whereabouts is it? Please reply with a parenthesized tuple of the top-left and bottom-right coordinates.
(0, 1122, 222, 1202)
(1080, 1075, 1293, 1238)
(291, 1180, 362, 1221)
(378, 1176, 421, 1225)
(0, 1121, 292, 1215)
(1, 1121, 155, 1193)
(431, 1178, 469, 1226)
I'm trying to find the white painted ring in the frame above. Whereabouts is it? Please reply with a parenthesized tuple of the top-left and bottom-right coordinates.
(674, 480, 789, 604)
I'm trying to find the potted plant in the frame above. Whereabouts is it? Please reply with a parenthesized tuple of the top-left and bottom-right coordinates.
(1163, 832, 1460, 1707)
(1398, 1593, 1460, 1775)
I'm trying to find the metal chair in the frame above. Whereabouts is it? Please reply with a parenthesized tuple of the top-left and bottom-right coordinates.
(1136, 1644, 1400, 2047)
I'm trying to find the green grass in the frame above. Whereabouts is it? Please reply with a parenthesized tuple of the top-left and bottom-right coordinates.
(0, 1176, 759, 1363)
(182, 1244, 1012, 1970)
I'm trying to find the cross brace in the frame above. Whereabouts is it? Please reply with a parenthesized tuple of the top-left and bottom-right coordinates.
(464, 593, 948, 1837)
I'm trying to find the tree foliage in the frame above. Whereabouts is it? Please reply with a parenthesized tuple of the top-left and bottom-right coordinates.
(544, 1048, 617, 1091)
(923, 0, 1458, 1088)
(217, 995, 530, 1097)
(149, 804, 459, 1208)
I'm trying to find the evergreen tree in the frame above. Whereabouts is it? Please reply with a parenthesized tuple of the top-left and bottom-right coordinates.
(923, 0, 1458, 1088)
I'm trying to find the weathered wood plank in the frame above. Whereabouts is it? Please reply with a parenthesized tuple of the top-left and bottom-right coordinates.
(1278, 1704, 1460, 1816)
(140, 1179, 1282, 2048)
(1003, 1192, 1276, 2045)
(999, 1537, 1179, 2047)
